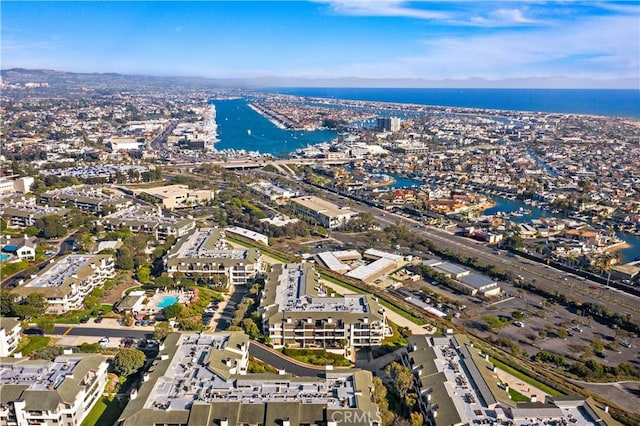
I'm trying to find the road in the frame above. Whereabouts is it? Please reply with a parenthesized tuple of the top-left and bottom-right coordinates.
(51, 326, 149, 339)
(351, 203, 640, 321)
(248, 341, 326, 377)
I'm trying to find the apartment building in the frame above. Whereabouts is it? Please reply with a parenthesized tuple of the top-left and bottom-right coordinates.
(118, 332, 381, 426)
(405, 335, 617, 426)
(259, 263, 389, 354)
(100, 205, 195, 242)
(0, 318, 22, 357)
(40, 185, 131, 214)
(165, 228, 263, 286)
(0, 205, 69, 228)
(291, 196, 358, 229)
(0, 354, 109, 426)
(13, 255, 115, 314)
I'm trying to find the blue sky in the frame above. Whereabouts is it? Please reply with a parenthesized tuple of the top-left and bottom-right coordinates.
(1, 1, 639, 84)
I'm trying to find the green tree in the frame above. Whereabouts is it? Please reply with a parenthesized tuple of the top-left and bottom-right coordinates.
(154, 273, 174, 288)
(115, 247, 134, 270)
(410, 412, 424, 426)
(384, 361, 413, 397)
(372, 377, 394, 426)
(113, 348, 146, 377)
(0, 291, 17, 316)
(36, 317, 55, 333)
(163, 303, 184, 319)
(241, 318, 260, 339)
(35, 215, 67, 239)
(14, 293, 47, 319)
(153, 322, 173, 340)
(136, 265, 151, 284)
(590, 339, 604, 354)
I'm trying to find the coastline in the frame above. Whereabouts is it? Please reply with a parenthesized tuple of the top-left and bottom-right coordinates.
(247, 103, 288, 130)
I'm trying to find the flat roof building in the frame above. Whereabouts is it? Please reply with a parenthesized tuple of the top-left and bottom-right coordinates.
(100, 205, 195, 242)
(406, 335, 617, 426)
(224, 226, 269, 246)
(118, 332, 381, 426)
(456, 274, 501, 298)
(13, 254, 115, 314)
(260, 264, 389, 354)
(291, 196, 358, 229)
(165, 228, 263, 286)
(0, 204, 69, 228)
(40, 185, 132, 214)
(0, 354, 109, 426)
(130, 184, 214, 210)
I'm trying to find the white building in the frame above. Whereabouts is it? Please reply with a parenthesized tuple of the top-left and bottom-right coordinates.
(224, 226, 269, 245)
(291, 196, 358, 229)
(0, 354, 109, 426)
(13, 255, 115, 314)
(0, 318, 22, 357)
(165, 228, 263, 286)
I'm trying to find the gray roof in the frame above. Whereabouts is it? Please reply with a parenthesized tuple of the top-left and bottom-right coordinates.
(458, 274, 497, 289)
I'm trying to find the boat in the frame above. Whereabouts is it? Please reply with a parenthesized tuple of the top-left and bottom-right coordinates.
(247, 129, 252, 136)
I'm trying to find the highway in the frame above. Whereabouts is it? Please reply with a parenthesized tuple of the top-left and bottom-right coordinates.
(323, 190, 640, 322)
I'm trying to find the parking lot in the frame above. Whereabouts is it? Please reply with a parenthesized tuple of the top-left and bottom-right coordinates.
(403, 275, 639, 369)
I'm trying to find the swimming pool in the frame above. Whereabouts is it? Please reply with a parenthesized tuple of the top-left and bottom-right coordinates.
(157, 295, 179, 309)
(0, 254, 10, 261)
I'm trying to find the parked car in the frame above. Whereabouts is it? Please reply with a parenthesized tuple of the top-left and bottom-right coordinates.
(94, 316, 103, 323)
(80, 316, 90, 323)
(24, 328, 45, 336)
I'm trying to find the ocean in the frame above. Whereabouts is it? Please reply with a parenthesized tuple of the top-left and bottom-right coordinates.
(213, 99, 336, 156)
(269, 88, 640, 118)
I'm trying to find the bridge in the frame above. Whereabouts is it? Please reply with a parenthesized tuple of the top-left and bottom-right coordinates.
(163, 157, 351, 170)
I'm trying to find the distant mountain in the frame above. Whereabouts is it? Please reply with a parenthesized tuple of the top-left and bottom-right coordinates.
(1, 68, 637, 89)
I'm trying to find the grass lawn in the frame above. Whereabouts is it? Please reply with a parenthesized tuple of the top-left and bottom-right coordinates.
(382, 320, 409, 349)
(490, 357, 562, 396)
(0, 260, 29, 277)
(81, 396, 127, 426)
(53, 309, 94, 324)
(319, 274, 365, 295)
(15, 336, 50, 356)
(379, 299, 426, 325)
(282, 348, 351, 367)
(508, 387, 530, 402)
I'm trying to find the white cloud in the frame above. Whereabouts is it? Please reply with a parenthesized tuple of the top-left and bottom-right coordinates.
(317, 1, 450, 20)
(315, 13, 639, 81)
(470, 8, 543, 26)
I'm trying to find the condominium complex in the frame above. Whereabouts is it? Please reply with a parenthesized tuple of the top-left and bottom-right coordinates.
(13, 255, 115, 314)
(259, 264, 389, 353)
(118, 332, 381, 426)
(406, 334, 617, 426)
(291, 196, 358, 229)
(0, 204, 69, 228)
(0, 354, 109, 426)
(99, 205, 195, 242)
(0, 318, 22, 357)
(40, 185, 132, 214)
(165, 228, 263, 286)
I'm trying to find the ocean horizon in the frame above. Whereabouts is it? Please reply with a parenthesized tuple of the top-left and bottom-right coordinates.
(267, 87, 640, 118)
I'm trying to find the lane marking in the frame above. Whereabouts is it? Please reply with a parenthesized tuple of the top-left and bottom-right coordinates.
(62, 327, 73, 336)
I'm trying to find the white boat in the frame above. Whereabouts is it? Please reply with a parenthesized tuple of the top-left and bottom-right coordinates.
(247, 129, 252, 135)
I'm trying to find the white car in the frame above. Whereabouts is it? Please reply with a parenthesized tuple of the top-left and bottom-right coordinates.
(514, 321, 524, 328)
